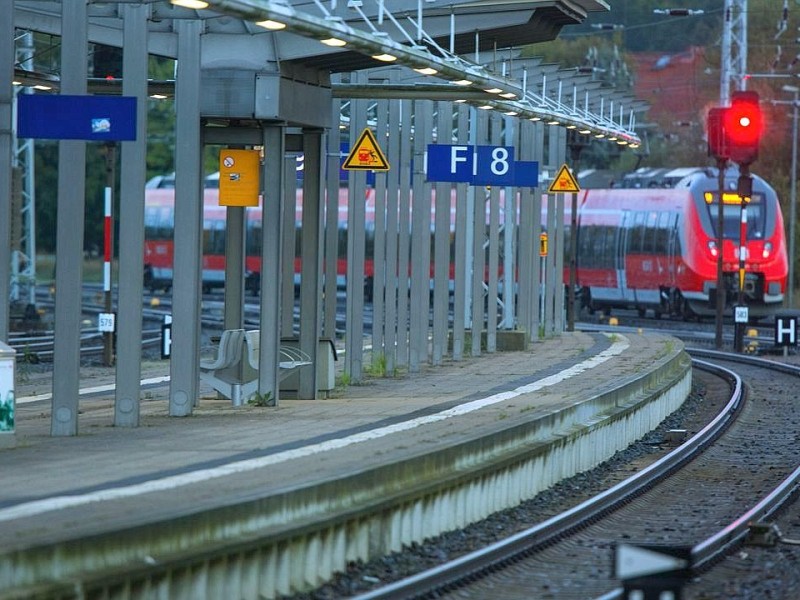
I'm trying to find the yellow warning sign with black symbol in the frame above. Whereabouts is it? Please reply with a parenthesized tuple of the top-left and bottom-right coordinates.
(343, 128, 390, 171)
(219, 148, 260, 207)
(548, 163, 580, 193)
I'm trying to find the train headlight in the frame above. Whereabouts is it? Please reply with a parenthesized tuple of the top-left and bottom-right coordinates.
(707, 240, 719, 258)
(762, 242, 773, 259)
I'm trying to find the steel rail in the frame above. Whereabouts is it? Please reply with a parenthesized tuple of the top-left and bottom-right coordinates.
(597, 353, 800, 600)
(353, 357, 744, 600)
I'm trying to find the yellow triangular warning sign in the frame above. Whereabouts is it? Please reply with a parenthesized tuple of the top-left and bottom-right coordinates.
(343, 128, 390, 171)
(548, 164, 580, 193)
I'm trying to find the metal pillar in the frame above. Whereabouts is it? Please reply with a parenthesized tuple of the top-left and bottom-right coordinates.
(470, 109, 488, 357)
(280, 156, 295, 337)
(298, 128, 323, 399)
(169, 19, 203, 417)
(517, 119, 535, 344)
(115, 3, 149, 427)
(13, 34, 36, 311)
(502, 114, 517, 331)
(395, 99, 412, 368)
(223, 204, 245, 332)
(323, 99, 341, 343)
(451, 103, 469, 360)
(0, 0, 13, 341)
(409, 100, 432, 370)
(432, 101, 452, 365)
(373, 100, 389, 357)
(789, 91, 798, 308)
(51, 0, 87, 436)
(345, 90, 367, 382)
(383, 97, 401, 372)
(486, 112, 501, 353)
(257, 124, 284, 406)
(715, 163, 726, 350)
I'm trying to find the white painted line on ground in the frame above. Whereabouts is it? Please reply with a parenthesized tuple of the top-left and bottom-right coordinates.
(0, 335, 629, 523)
(16, 376, 172, 405)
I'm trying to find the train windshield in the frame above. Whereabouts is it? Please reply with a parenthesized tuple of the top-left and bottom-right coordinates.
(704, 193, 766, 240)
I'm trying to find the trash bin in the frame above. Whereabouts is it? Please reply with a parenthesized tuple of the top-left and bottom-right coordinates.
(280, 337, 337, 396)
(0, 341, 15, 448)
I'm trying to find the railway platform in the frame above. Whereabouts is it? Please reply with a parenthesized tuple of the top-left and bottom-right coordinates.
(2, 330, 691, 599)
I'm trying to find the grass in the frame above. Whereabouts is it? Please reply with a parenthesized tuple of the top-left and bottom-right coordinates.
(36, 254, 115, 285)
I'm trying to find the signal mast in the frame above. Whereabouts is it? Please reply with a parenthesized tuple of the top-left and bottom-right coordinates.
(710, 0, 758, 352)
(720, 0, 748, 104)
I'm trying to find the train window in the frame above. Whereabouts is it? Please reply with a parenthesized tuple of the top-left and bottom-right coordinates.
(655, 212, 671, 254)
(245, 219, 262, 256)
(591, 226, 605, 266)
(583, 226, 599, 268)
(144, 206, 174, 240)
(600, 226, 616, 268)
(203, 218, 225, 255)
(645, 212, 658, 254)
(707, 198, 766, 240)
(629, 212, 646, 253)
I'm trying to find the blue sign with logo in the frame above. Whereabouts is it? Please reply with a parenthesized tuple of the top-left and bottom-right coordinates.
(425, 144, 538, 187)
(17, 94, 137, 141)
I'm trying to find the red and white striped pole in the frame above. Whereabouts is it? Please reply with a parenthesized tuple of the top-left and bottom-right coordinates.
(738, 204, 747, 297)
(102, 143, 115, 366)
(104, 187, 112, 293)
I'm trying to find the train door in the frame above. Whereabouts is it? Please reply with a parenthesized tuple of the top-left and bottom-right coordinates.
(666, 212, 680, 284)
(615, 210, 635, 302)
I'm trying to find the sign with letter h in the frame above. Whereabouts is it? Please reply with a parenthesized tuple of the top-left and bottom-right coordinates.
(774, 315, 798, 347)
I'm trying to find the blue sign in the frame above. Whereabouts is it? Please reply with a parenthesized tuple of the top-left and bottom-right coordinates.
(17, 94, 137, 141)
(473, 145, 515, 186)
(425, 144, 538, 187)
(514, 161, 539, 187)
(426, 144, 473, 182)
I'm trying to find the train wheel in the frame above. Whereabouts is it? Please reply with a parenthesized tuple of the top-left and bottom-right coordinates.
(580, 287, 595, 315)
(143, 266, 155, 293)
(679, 296, 694, 321)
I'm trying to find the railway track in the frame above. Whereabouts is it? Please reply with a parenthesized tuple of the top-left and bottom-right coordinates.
(336, 351, 800, 600)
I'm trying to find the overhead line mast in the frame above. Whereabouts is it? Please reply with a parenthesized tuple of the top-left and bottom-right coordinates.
(720, 0, 748, 104)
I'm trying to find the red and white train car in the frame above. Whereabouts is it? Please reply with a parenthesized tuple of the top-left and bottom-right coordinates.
(575, 167, 788, 319)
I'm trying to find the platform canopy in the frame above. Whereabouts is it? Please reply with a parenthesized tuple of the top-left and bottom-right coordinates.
(12, 0, 643, 145)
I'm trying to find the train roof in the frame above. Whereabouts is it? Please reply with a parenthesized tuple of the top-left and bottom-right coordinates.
(604, 166, 773, 195)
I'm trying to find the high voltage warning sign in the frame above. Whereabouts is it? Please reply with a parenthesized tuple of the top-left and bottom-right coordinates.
(343, 128, 390, 171)
(548, 163, 580, 193)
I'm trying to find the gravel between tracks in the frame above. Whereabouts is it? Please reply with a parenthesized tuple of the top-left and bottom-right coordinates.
(279, 355, 800, 600)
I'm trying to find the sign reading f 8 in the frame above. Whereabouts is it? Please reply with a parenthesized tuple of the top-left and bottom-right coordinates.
(426, 144, 538, 187)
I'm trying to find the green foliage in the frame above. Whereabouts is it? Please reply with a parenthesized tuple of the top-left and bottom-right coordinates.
(247, 391, 274, 407)
(367, 352, 387, 377)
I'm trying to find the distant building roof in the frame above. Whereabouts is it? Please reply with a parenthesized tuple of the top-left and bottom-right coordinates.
(630, 47, 718, 129)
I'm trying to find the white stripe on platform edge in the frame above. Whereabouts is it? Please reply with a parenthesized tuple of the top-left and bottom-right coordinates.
(0, 335, 629, 522)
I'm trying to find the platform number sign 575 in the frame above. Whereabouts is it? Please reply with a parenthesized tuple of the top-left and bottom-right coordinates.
(98, 312, 115, 333)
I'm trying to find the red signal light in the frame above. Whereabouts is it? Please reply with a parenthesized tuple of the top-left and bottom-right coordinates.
(724, 91, 762, 165)
(707, 92, 763, 165)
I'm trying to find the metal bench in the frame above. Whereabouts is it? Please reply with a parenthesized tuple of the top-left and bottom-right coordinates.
(198, 328, 246, 405)
(240, 330, 312, 403)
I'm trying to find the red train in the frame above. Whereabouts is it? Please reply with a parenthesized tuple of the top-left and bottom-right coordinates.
(143, 166, 788, 321)
(143, 174, 463, 298)
(575, 167, 788, 319)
